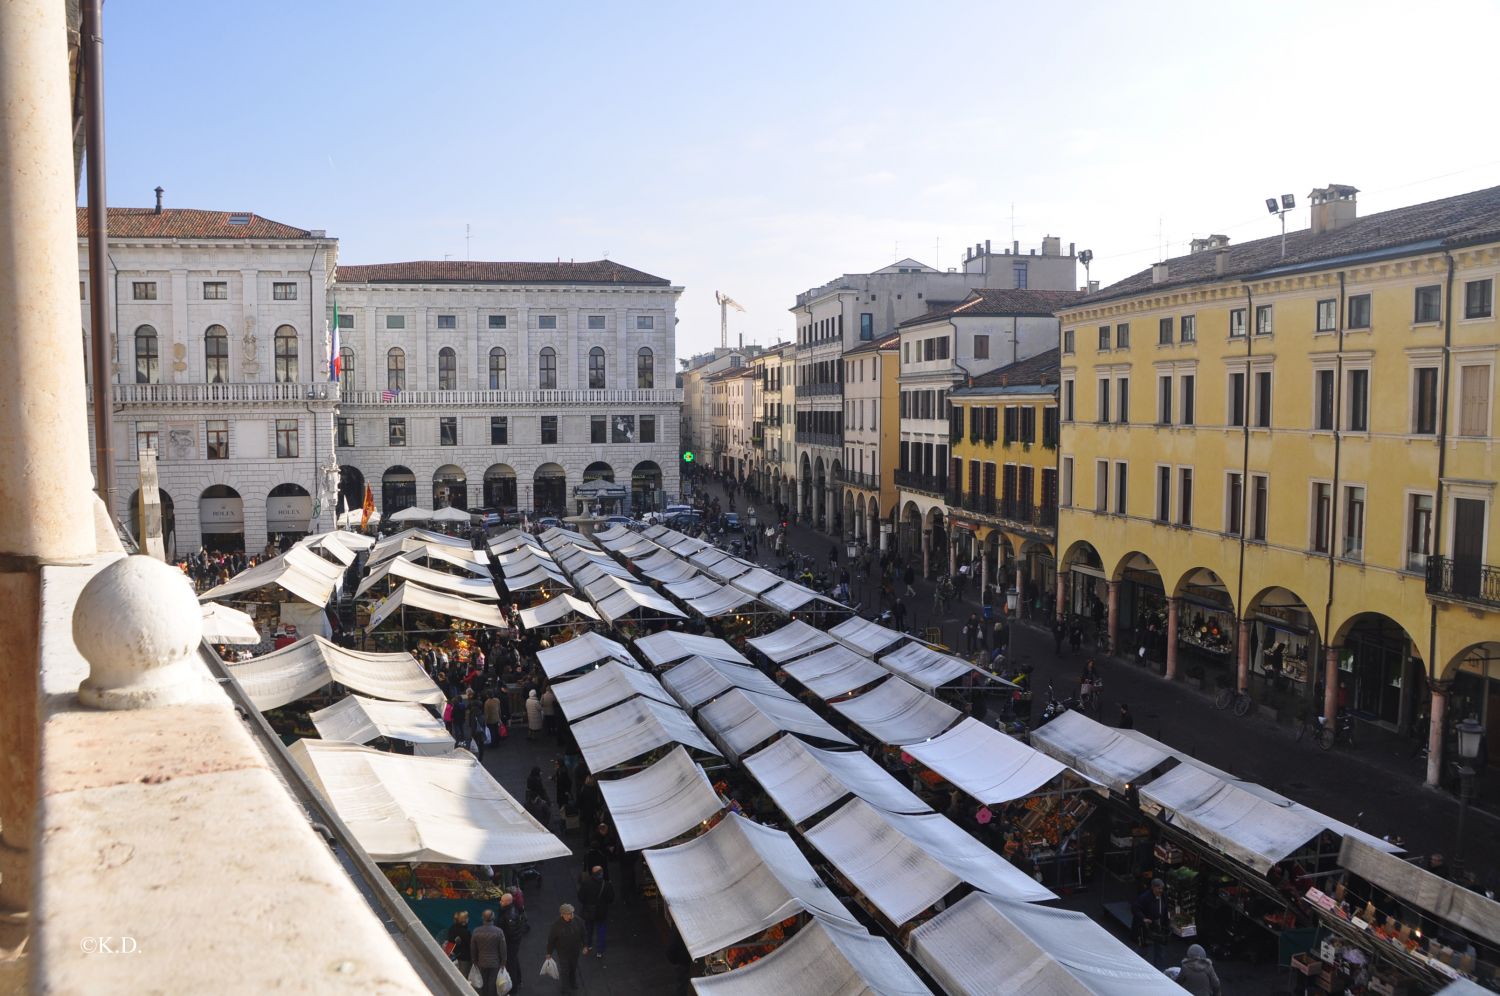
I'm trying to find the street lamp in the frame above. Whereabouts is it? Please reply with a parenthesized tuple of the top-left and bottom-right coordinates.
(1454, 717, 1484, 871)
(1267, 193, 1296, 259)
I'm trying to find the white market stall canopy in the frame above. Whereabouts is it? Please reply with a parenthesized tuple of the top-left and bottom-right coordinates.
(366, 582, 506, 632)
(430, 505, 470, 524)
(748, 621, 837, 664)
(1339, 837, 1500, 947)
(903, 718, 1065, 805)
(517, 594, 600, 630)
(642, 812, 859, 959)
(877, 642, 1012, 694)
(705, 557, 754, 583)
(635, 631, 752, 669)
(597, 746, 724, 852)
(308, 694, 452, 746)
(323, 529, 376, 552)
(907, 892, 1181, 996)
(640, 524, 671, 540)
(570, 696, 721, 773)
(200, 545, 345, 607)
(373, 527, 471, 555)
(591, 524, 634, 545)
(664, 575, 725, 601)
(594, 583, 688, 624)
(760, 581, 842, 615)
(550, 660, 675, 722)
(491, 532, 544, 556)
(804, 798, 1056, 927)
(830, 677, 963, 746)
(355, 555, 499, 601)
(782, 645, 890, 700)
(297, 532, 357, 567)
(504, 564, 573, 592)
(687, 547, 732, 571)
(743, 736, 931, 826)
(1028, 711, 1174, 794)
(227, 635, 443, 711)
(634, 549, 684, 573)
(200, 602, 261, 645)
(690, 919, 932, 996)
(573, 559, 634, 586)
(829, 617, 907, 658)
(369, 540, 490, 578)
(729, 567, 786, 598)
(611, 534, 658, 559)
(289, 739, 569, 865)
(685, 585, 757, 619)
(699, 688, 855, 762)
(639, 559, 700, 584)
(536, 632, 636, 680)
(661, 656, 796, 712)
(387, 506, 435, 523)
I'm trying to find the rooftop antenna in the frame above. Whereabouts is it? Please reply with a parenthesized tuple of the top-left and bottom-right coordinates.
(465, 224, 471, 261)
(935, 236, 941, 270)
(1009, 203, 1016, 244)
(715, 291, 746, 350)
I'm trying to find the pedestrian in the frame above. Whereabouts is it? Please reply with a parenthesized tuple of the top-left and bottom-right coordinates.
(546, 903, 586, 994)
(576, 864, 615, 956)
(903, 564, 916, 599)
(1069, 622, 1083, 654)
(992, 619, 1006, 658)
(1117, 703, 1134, 729)
(525, 689, 543, 740)
(498, 892, 524, 991)
(484, 688, 503, 746)
(1052, 618, 1064, 655)
(1428, 853, 1450, 880)
(893, 599, 907, 633)
(526, 766, 547, 805)
(963, 613, 979, 654)
(541, 684, 558, 736)
(469, 908, 508, 996)
(1132, 878, 1170, 968)
(576, 773, 602, 838)
(446, 910, 472, 981)
(1176, 943, 1222, 996)
(554, 757, 573, 810)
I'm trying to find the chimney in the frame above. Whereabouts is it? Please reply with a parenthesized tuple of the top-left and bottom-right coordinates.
(1089, 280, 1100, 293)
(1152, 262, 1169, 284)
(984, 239, 991, 255)
(153, 186, 164, 213)
(1214, 249, 1230, 276)
(1012, 240, 1020, 255)
(1069, 242, 1075, 257)
(1042, 236, 1061, 257)
(1310, 184, 1359, 235)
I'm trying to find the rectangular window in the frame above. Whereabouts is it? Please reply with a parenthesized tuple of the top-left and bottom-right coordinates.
(591, 415, 607, 444)
(206, 420, 229, 459)
(1311, 482, 1332, 553)
(335, 417, 354, 448)
(1116, 377, 1130, 424)
(1156, 466, 1171, 522)
(1158, 317, 1173, 345)
(337, 312, 354, 329)
(1180, 315, 1196, 343)
(439, 416, 458, 446)
(1179, 468, 1193, 526)
(1459, 364, 1491, 436)
(1225, 472, 1243, 536)
(1346, 368, 1370, 432)
(1097, 378, 1111, 423)
(1158, 374, 1173, 425)
(1407, 493, 1434, 571)
(275, 418, 299, 458)
(490, 416, 508, 445)
(1061, 457, 1074, 506)
(1228, 372, 1246, 427)
(1415, 284, 1442, 323)
(135, 421, 158, 459)
(272, 282, 297, 301)
(587, 315, 606, 330)
(388, 418, 406, 446)
(541, 415, 559, 445)
(1315, 369, 1336, 431)
(1063, 381, 1075, 422)
(203, 281, 227, 300)
(636, 316, 655, 330)
(612, 415, 635, 443)
(1347, 294, 1371, 329)
(1466, 278, 1494, 319)
(1114, 462, 1128, 515)
(488, 314, 507, 329)
(1250, 474, 1269, 541)
(1098, 326, 1111, 351)
(437, 314, 456, 329)
(1013, 263, 1028, 288)
(1181, 375, 1195, 425)
(1317, 298, 1338, 332)
(1229, 308, 1247, 338)
(1095, 461, 1109, 513)
(1413, 367, 1439, 434)
(1117, 322, 1131, 349)
(1255, 305, 1273, 336)
(1063, 329, 1075, 354)
(1254, 369, 1272, 428)
(1343, 485, 1366, 561)
(538, 315, 558, 330)
(974, 334, 989, 359)
(386, 314, 406, 330)
(640, 415, 656, 443)
(132, 281, 157, 300)
(860, 313, 874, 340)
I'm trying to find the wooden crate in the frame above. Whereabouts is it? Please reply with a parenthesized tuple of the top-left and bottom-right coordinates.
(1290, 953, 1322, 977)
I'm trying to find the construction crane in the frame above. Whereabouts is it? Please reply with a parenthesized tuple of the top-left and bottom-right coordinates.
(715, 290, 746, 349)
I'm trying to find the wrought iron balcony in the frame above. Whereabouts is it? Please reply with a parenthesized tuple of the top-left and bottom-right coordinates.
(834, 468, 880, 490)
(895, 469, 946, 496)
(1426, 555, 1500, 609)
(942, 492, 1058, 531)
(796, 431, 842, 447)
(799, 382, 843, 397)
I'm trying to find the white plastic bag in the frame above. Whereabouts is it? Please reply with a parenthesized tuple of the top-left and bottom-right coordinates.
(496, 966, 513, 994)
(468, 963, 483, 989)
(540, 956, 560, 979)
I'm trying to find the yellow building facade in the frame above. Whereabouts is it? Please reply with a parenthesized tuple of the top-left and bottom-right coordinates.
(839, 333, 901, 549)
(1057, 185, 1500, 785)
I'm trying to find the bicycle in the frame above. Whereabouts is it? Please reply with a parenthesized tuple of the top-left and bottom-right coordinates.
(1214, 686, 1253, 717)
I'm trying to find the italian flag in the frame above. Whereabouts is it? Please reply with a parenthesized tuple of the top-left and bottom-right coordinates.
(329, 302, 341, 381)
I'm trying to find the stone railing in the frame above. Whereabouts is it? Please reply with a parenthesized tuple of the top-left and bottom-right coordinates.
(342, 387, 682, 407)
(109, 381, 340, 405)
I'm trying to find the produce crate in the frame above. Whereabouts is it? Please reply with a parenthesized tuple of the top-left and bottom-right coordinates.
(1368, 976, 1408, 996)
(1290, 952, 1322, 977)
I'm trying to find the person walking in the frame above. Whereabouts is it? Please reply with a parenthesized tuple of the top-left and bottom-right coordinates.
(903, 563, 916, 599)
(1133, 878, 1170, 968)
(554, 757, 573, 811)
(1117, 703, 1134, 729)
(446, 910, 473, 981)
(540, 684, 558, 737)
(576, 865, 615, 956)
(546, 904, 587, 994)
(469, 908, 508, 996)
(498, 892, 524, 992)
(1176, 943, 1222, 995)
(1052, 618, 1065, 655)
(963, 613, 980, 655)
(484, 688, 503, 747)
(525, 689, 544, 740)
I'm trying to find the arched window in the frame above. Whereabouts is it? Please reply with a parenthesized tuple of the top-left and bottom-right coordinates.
(539, 347, 557, 390)
(438, 346, 457, 390)
(273, 325, 298, 383)
(134, 325, 159, 384)
(387, 347, 406, 391)
(588, 346, 607, 389)
(489, 347, 507, 390)
(637, 346, 655, 389)
(339, 347, 355, 390)
(204, 325, 228, 384)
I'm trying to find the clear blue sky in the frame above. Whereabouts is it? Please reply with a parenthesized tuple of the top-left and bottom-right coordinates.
(99, 0, 1500, 356)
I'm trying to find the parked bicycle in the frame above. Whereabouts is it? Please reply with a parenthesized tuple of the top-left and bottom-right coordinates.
(1214, 686, 1253, 717)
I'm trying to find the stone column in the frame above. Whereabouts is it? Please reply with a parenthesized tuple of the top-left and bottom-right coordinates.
(1015, 559, 1025, 615)
(980, 546, 990, 606)
(1165, 597, 1180, 679)
(1106, 580, 1119, 654)
(1426, 679, 1448, 788)
(1055, 569, 1067, 623)
(1324, 645, 1340, 728)
(1236, 619, 1251, 692)
(921, 529, 931, 577)
(0, 0, 103, 935)
(948, 534, 957, 576)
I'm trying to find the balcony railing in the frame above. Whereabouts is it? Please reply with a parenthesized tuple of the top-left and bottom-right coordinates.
(834, 468, 880, 490)
(1426, 555, 1500, 609)
(942, 491, 1059, 530)
(109, 381, 340, 405)
(796, 431, 842, 447)
(343, 387, 682, 407)
(895, 469, 947, 495)
(800, 382, 843, 397)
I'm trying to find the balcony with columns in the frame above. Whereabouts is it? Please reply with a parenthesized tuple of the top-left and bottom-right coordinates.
(342, 387, 681, 407)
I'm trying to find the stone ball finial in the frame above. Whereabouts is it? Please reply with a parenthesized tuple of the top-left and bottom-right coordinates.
(75, 555, 214, 710)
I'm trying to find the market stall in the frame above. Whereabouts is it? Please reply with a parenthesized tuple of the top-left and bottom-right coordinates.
(515, 593, 600, 631)
(369, 540, 490, 578)
(877, 641, 1015, 695)
(364, 581, 506, 644)
(536, 631, 636, 681)
(829, 676, 963, 746)
(746, 620, 836, 665)
(661, 656, 797, 713)
(636, 631, 753, 670)
(307, 694, 452, 752)
(387, 506, 435, 524)
(780, 645, 890, 701)
(698, 688, 855, 762)
(200, 544, 344, 609)
(901, 718, 1065, 806)
(227, 635, 443, 711)
(759, 581, 845, 618)
(570, 695, 722, 774)
(200, 602, 262, 645)
(354, 555, 499, 603)
(829, 616, 908, 658)
(742, 735, 932, 827)
(597, 745, 726, 852)
(1028, 710, 1175, 796)
(549, 659, 676, 722)
(689, 919, 932, 996)
(729, 567, 789, 601)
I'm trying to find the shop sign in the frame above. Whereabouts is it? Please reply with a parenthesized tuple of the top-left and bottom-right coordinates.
(199, 496, 244, 534)
(267, 495, 313, 527)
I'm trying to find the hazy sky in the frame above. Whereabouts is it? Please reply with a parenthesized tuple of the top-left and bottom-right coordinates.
(98, 0, 1500, 357)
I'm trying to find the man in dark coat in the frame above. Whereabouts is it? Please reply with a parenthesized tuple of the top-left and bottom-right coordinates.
(546, 904, 586, 994)
(445, 909, 472, 981)
(576, 865, 615, 956)
(1132, 878, 1169, 967)
(469, 908, 508, 996)
(497, 892, 524, 992)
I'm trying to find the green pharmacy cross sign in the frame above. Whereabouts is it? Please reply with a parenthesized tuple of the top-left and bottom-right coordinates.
(682, 451, 695, 463)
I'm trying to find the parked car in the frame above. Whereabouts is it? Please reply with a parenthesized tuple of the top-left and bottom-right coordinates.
(603, 515, 639, 530)
(722, 512, 741, 532)
(536, 516, 563, 530)
(664, 510, 703, 529)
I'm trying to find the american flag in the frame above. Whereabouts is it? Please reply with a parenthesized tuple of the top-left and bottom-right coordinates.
(381, 389, 400, 402)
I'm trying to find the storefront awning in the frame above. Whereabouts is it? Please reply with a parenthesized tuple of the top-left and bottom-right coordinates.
(550, 660, 675, 722)
(902, 718, 1064, 805)
(829, 616, 907, 658)
(1339, 838, 1500, 946)
(597, 746, 724, 852)
(366, 582, 506, 632)
(804, 799, 1055, 926)
(517, 594, 599, 630)
(661, 656, 795, 712)
(228, 635, 443, 711)
(1028, 710, 1172, 793)
(782, 645, 890, 700)
(699, 688, 854, 762)
(907, 892, 1180, 996)
(536, 632, 636, 680)
(877, 642, 1014, 694)
(571, 697, 721, 773)
(635, 631, 752, 669)
(830, 677, 962, 746)
(747, 620, 837, 664)
(356, 555, 499, 601)
(289, 739, 569, 865)
(642, 812, 859, 959)
(308, 694, 451, 746)
(742, 735, 931, 826)
(689, 920, 932, 996)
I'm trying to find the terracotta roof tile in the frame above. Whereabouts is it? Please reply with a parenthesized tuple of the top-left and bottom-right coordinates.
(955, 348, 1061, 393)
(334, 259, 670, 286)
(77, 207, 314, 240)
(899, 288, 1085, 327)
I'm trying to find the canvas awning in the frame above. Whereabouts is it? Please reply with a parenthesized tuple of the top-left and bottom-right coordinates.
(907, 892, 1181, 996)
(669, 536, 707, 556)
(877, 642, 1012, 693)
(804, 799, 1055, 926)
(595, 585, 687, 624)
(664, 576, 724, 601)
(689, 920, 932, 996)
(633, 549, 682, 573)
(635, 631, 752, 669)
(742, 736, 931, 825)
(699, 688, 855, 762)
(640, 560, 700, 584)
(199, 545, 344, 607)
(366, 582, 506, 632)
(430, 506, 470, 523)
(388, 506, 434, 522)
(227, 635, 443, 711)
(308, 694, 451, 746)
(782, 645, 890, 700)
(829, 617, 907, 658)
(903, 718, 1065, 804)
(289, 739, 569, 865)
(505, 564, 573, 591)
(686, 586, 756, 619)
(688, 548, 732, 570)
(496, 545, 554, 567)
(570, 696, 721, 773)
(325, 529, 375, 552)
(597, 746, 724, 852)
(705, 558, 753, 583)
(536, 632, 635, 680)
(661, 656, 796, 712)
(830, 677, 963, 746)
(573, 559, 633, 586)
(611, 535, 658, 559)
(297, 531, 357, 567)
(550, 660, 675, 721)
(1028, 710, 1173, 793)
(592, 524, 633, 545)
(370, 540, 490, 578)
(355, 556, 499, 601)
(641, 524, 671, 540)
(517, 594, 600, 630)
(748, 621, 836, 664)
(642, 813, 859, 958)
(200, 602, 261, 645)
(490, 531, 543, 555)
(372, 527, 470, 560)
(1338, 837, 1500, 946)
(730, 567, 788, 598)
(760, 581, 842, 615)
